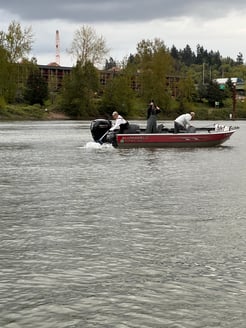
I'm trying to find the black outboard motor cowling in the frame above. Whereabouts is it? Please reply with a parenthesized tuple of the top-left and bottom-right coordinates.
(90, 119, 112, 142)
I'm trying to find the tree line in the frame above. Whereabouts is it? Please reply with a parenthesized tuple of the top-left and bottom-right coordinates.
(1, 21, 246, 120)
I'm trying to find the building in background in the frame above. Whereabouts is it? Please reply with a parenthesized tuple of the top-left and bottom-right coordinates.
(214, 77, 245, 101)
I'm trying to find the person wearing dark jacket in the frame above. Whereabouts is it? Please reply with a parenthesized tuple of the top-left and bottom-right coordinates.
(146, 100, 161, 133)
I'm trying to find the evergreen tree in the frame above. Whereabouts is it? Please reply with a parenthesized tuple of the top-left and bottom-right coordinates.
(170, 45, 180, 61)
(208, 50, 222, 68)
(104, 57, 117, 70)
(206, 81, 226, 107)
(24, 69, 48, 105)
(180, 44, 195, 66)
(236, 52, 244, 65)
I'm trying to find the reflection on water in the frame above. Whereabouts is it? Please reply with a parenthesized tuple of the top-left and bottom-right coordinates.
(0, 121, 245, 327)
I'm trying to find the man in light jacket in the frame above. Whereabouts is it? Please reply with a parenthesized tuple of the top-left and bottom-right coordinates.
(110, 111, 129, 133)
(174, 112, 195, 133)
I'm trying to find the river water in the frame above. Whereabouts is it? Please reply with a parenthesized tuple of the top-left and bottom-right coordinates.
(0, 120, 245, 328)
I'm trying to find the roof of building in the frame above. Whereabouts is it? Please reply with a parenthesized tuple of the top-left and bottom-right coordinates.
(214, 77, 244, 84)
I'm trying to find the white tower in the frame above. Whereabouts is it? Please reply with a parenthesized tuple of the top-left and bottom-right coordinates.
(55, 30, 60, 65)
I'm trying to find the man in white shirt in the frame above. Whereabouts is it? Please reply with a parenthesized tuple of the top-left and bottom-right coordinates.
(174, 112, 195, 133)
(110, 111, 129, 133)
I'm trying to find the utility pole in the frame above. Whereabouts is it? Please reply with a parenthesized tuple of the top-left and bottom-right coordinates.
(232, 83, 236, 119)
(202, 62, 205, 84)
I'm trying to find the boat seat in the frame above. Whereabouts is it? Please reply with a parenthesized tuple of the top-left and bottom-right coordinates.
(187, 126, 196, 133)
(124, 123, 141, 134)
(157, 124, 164, 132)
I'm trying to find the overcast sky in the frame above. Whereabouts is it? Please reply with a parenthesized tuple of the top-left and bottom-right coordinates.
(1, 0, 246, 67)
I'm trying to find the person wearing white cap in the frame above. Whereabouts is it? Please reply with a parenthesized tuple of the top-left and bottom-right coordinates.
(174, 112, 195, 133)
(109, 111, 129, 133)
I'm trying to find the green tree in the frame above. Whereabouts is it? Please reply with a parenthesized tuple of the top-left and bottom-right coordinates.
(0, 46, 23, 103)
(24, 68, 48, 105)
(100, 73, 135, 116)
(0, 46, 10, 102)
(197, 82, 208, 102)
(14, 58, 39, 103)
(136, 38, 175, 109)
(181, 44, 195, 66)
(60, 61, 99, 118)
(177, 74, 197, 111)
(0, 21, 33, 104)
(170, 45, 180, 61)
(236, 52, 244, 65)
(0, 20, 33, 63)
(206, 81, 226, 107)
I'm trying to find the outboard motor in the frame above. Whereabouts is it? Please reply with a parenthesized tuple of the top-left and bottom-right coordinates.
(90, 119, 112, 143)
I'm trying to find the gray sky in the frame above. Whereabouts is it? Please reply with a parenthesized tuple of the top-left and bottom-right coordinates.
(1, 0, 246, 66)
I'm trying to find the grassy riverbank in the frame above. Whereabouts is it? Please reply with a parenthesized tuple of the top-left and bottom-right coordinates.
(0, 104, 70, 121)
(1, 103, 246, 121)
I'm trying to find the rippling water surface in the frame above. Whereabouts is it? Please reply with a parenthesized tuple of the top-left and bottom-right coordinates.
(0, 120, 245, 328)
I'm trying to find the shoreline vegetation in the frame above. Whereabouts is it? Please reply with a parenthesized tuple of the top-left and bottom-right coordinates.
(1, 22, 246, 124)
(0, 105, 70, 121)
(0, 104, 245, 121)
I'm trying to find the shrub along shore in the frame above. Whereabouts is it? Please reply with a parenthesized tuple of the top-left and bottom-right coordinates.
(0, 103, 245, 121)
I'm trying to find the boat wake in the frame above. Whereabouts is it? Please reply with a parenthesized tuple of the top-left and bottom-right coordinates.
(84, 141, 114, 150)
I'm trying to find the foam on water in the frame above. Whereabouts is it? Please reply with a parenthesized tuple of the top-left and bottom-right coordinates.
(84, 141, 114, 150)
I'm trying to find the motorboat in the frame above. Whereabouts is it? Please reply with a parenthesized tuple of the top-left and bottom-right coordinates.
(90, 119, 238, 148)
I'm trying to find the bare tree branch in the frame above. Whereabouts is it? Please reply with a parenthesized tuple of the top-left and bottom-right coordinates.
(68, 25, 109, 67)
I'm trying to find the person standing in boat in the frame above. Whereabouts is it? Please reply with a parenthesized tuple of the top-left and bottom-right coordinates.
(146, 100, 161, 133)
(109, 111, 129, 133)
(174, 112, 195, 133)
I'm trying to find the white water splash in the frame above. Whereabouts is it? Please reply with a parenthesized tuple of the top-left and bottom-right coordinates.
(84, 141, 114, 150)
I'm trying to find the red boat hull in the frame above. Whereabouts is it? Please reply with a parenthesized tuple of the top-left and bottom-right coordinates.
(116, 130, 235, 148)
